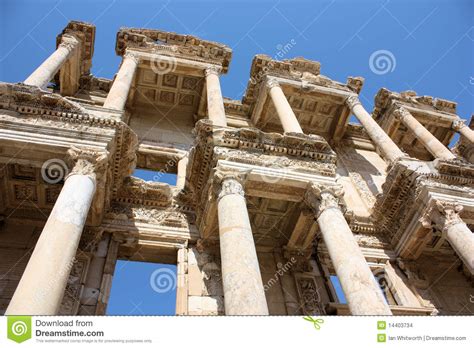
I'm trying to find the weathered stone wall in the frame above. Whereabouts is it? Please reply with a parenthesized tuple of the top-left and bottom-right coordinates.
(0, 222, 39, 314)
(185, 246, 224, 315)
(415, 252, 474, 315)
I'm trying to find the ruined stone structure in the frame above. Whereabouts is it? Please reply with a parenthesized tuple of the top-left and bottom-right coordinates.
(1, 21, 473, 316)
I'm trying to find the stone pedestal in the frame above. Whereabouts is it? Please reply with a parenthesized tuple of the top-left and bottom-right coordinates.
(394, 107, 455, 160)
(24, 35, 79, 89)
(306, 184, 392, 315)
(453, 120, 474, 144)
(5, 148, 107, 315)
(346, 96, 404, 162)
(267, 79, 303, 134)
(216, 175, 268, 315)
(103, 51, 139, 111)
(422, 200, 474, 275)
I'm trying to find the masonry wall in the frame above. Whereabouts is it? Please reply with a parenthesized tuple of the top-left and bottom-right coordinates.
(0, 221, 38, 314)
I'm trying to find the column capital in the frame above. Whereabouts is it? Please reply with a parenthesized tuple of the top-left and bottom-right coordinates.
(67, 146, 108, 179)
(420, 199, 464, 233)
(214, 169, 248, 201)
(204, 65, 222, 77)
(452, 119, 467, 132)
(58, 34, 79, 53)
(305, 182, 345, 218)
(345, 95, 362, 109)
(392, 106, 411, 122)
(266, 78, 280, 89)
(123, 50, 140, 64)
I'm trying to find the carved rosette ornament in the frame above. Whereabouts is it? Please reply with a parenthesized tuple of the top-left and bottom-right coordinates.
(305, 182, 345, 218)
(67, 146, 109, 180)
(420, 200, 464, 233)
(345, 95, 362, 109)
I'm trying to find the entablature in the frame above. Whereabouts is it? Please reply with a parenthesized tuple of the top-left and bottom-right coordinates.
(373, 88, 460, 161)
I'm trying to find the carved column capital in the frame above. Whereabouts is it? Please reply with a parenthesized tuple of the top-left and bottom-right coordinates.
(58, 34, 80, 53)
(266, 78, 280, 89)
(305, 182, 345, 218)
(214, 169, 248, 201)
(67, 146, 108, 180)
(345, 95, 361, 109)
(392, 107, 411, 122)
(123, 50, 140, 64)
(204, 65, 222, 77)
(452, 119, 466, 132)
(420, 199, 464, 233)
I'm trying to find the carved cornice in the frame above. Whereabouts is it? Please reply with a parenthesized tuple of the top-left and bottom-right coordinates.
(114, 177, 173, 207)
(0, 82, 139, 206)
(373, 159, 474, 246)
(188, 120, 338, 205)
(373, 88, 457, 122)
(115, 28, 232, 73)
(243, 54, 357, 106)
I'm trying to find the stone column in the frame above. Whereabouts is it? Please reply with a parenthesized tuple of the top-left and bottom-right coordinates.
(393, 107, 455, 160)
(267, 79, 303, 133)
(176, 155, 188, 190)
(421, 200, 474, 275)
(346, 96, 404, 162)
(205, 66, 227, 127)
(453, 120, 474, 144)
(24, 35, 79, 89)
(305, 184, 392, 315)
(216, 173, 269, 315)
(103, 51, 139, 111)
(6, 148, 107, 315)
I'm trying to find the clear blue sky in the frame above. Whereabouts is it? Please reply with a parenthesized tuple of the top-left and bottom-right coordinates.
(1, 0, 472, 315)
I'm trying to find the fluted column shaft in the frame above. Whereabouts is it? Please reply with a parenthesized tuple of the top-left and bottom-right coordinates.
(216, 175, 268, 315)
(267, 79, 303, 133)
(453, 120, 474, 144)
(24, 36, 79, 89)
(346, 96, 404, 162)
(205, 67, 227, 127)
(6, 148, 107, 315)
(422, 200, 474, 274)
(103, 52, 139, 111)
(394, 107, 455, 160)
(306, 185, 392, 315)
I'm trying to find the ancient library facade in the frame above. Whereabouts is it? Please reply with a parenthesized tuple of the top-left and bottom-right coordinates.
(1, 21, 473, 316)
